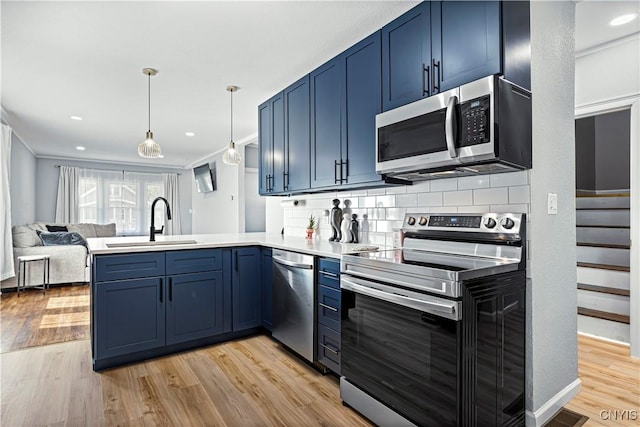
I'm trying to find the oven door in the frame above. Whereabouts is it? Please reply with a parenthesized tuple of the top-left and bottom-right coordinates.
(341, 275, 462, 427)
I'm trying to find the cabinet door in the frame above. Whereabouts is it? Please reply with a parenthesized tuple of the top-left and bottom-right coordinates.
(381, 2, 431, 111)
(232, 247, 262, 331)
(431, 1, 501, 93)
(95, 277, 165, 358)
(258, 99, 273, 195)
(343, 32, 383, 185)
(261, 248, 273, 331)
(310, 57, 343, 188)
(165, 271, 226, 345)
(272, 93, 285, 193)
(284, 75, 311, 192)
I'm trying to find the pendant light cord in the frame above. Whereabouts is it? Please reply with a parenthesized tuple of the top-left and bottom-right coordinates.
(148, 72, 151, 132)
(230, 88, 234, 143)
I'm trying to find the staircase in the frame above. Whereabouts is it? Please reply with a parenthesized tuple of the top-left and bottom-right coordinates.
(576, 193, 631, 343)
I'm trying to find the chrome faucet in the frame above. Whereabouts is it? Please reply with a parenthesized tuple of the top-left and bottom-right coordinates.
(150, 196, 172, 241)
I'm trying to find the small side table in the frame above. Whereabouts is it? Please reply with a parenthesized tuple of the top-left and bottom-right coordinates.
(17, 255, 50, 296)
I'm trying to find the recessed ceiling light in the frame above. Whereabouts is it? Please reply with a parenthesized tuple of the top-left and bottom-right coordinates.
(185, 132, 195, 137)
(610, 13, 638, 26)
(76, 146, 86, 151)
(70, 116, 83, 121)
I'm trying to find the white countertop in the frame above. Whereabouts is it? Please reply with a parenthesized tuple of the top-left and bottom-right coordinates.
(86, 232, 382, 259)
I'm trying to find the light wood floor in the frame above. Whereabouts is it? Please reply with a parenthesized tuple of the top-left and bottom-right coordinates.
(0, 285, 90, 353)
(565, 335, 640, 426)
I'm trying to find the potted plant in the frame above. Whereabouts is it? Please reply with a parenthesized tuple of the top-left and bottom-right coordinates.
(306, 215, 316, 239)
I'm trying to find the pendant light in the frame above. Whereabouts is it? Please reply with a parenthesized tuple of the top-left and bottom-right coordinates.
(138, 68, 162, 158)
(222, 85, 241, 165)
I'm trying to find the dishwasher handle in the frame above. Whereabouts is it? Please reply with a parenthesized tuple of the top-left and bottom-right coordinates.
(273, 256, 314, 270)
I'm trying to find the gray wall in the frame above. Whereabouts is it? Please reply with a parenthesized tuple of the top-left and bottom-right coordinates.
(35, 158, 192, 234)
(595, 110, 630, 191)
(528, 0, 578, 422)
(9, 133, 36, 226)
(575, 116, 596, 191)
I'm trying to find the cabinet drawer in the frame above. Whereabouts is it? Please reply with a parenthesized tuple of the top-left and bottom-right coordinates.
(94, 252, 165, 282)
(166, 249, 222, 275)
(318, 285, 341, 330)
(318, 258, 340, 289)
(317, 324, 341, 374)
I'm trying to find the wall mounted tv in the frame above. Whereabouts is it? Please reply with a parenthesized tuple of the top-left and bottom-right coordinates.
(193, 162, 216, 193)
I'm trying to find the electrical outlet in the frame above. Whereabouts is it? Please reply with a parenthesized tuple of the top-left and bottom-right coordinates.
(547, 193, 558, 214)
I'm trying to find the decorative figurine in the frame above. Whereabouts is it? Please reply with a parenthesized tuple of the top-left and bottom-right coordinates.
(340, 213, 350, 242)
(329, 199, 343, 241)
(348, 214, 359, 243)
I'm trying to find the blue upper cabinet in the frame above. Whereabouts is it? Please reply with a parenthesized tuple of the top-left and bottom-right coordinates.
(284, 76, 311, 192)
(381, 2, 431, 111)
(310, 57, 343, 189)
(258, 92, 284, 195)
(232, 247, 262, 331)
(431, 1, 501, 93)
(342, 32, 383, 185)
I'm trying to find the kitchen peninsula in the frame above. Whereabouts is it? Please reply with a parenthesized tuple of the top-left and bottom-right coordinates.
(87, 233, 372, 370)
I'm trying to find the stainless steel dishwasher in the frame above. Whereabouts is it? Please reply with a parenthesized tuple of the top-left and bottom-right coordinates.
(272, 249, 315, 362)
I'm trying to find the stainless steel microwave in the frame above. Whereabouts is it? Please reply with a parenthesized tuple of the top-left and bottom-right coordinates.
(376, 75, 532, 180)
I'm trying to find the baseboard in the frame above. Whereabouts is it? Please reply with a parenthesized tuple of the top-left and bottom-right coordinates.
(578, 331, 630, 347)
(525, 378, 582, 427)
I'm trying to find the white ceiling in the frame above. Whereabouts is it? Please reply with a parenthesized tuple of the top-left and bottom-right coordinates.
(2, 1, 639, 169)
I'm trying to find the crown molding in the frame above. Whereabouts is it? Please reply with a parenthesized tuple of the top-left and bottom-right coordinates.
(37, 154, 187, 171)
(576, 31, 640, 59)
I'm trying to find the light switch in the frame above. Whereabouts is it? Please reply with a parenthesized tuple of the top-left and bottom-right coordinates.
(547, 193, 558, 215)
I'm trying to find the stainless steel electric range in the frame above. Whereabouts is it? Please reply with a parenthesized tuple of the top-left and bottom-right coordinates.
(340, 213, 527, 427)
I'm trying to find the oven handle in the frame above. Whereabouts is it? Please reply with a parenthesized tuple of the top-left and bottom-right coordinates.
(445, 95, 458, 159)
(273, 256, 313, 270)
(341, 276, 461, 320)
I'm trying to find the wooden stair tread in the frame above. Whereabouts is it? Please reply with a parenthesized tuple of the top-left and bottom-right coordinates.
(577, 283, 630, 297)
(576, 193, 630, 198)
(577, 307, 630, 324)
(577, 242, 630, 249)
(577, 262, 630, 272)
(575, 225, 630, 229)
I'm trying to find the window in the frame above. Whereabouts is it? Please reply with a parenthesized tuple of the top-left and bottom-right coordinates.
(78, 169, 165, 236)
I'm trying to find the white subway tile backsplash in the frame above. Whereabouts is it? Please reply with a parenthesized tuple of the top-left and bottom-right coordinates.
(367, 188, 387, 196)
(368, 208, 386, 220)
(344, 198, 359, 209)
(359, 196, 377, 208)
(490, 171, 528, 187)
(345, 190, 368, 197)
(509, 186, 530, 204)
(490, 204, 529, 214)
(417, 192, 443, 207)
(474, 187, 508, 205)
(395, 193, 418, 207)
(457, 205, 491, 213)
(377, 220, 404, 233)
(457, 176, 490, 190)
(430, 178, 458, 192)
(386, 208, 407, 220)
(385, 186, 408, 195)
(430, 206, 458, 213)
(376, 195, 396, 207)
(443, 190, 473, 206)
(406, 180, 431, 193)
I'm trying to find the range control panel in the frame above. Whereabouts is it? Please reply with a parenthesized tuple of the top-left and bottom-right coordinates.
(403, 213, 523, 235)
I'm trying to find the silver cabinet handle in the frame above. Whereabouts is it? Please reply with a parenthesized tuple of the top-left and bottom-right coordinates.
(320, 270, 338, 278)
(320, 343, 339, 355)
(319, 302, 338, 312)
(273, 257, 313, 270)
(445, 95, 458, 159)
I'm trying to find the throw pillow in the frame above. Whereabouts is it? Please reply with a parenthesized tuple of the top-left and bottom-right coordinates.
(46, 225, 68, 232)
(12, 225, 43, 247)
(37, 231, 88, 248)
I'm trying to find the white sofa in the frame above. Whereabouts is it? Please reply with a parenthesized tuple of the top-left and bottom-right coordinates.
(1, 222, 116, 290)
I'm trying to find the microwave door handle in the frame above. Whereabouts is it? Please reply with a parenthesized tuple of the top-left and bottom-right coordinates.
(445, 95, 458, 158)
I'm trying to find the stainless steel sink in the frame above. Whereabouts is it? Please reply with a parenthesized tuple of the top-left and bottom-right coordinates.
(105, 239, 199, 248)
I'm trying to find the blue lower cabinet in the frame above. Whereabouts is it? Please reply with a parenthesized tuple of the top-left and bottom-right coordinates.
(95, 277, 166, 358)
(318, 324, 341, 375)
(261, 248, 273, 330)
(232, 247, 262, 331)
(165, 271, 227, 345)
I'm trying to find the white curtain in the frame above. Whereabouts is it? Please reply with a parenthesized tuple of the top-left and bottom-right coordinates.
(1, 124, 15, 281)
(164, 173, 182, 235)
(55, 166, 79, 223)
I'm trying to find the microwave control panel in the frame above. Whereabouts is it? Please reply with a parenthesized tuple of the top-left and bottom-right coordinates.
(460, 95, 490, 146)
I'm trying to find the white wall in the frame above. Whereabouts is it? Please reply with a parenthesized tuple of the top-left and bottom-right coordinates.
(191, 149, 242, 234)
(9, 133, 36, 226)
(35, 157, 192, 233)
(527, 2, 578, 424)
